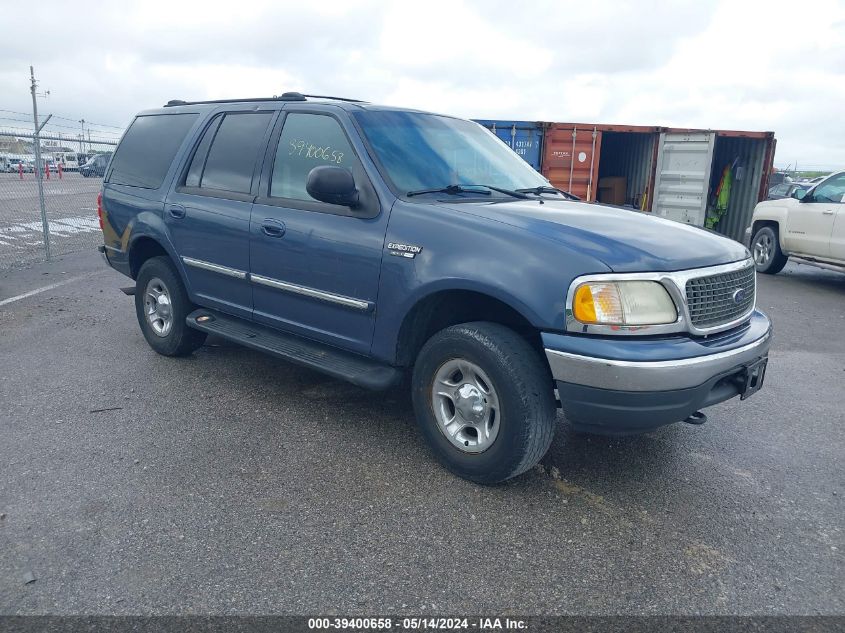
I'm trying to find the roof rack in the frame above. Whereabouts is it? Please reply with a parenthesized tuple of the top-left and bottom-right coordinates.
(163, 92, 366, 107)
(300, 94, 367, 103)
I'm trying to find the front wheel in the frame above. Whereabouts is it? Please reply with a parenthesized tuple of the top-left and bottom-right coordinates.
(134, 256, 206, 356)
(751, 225, 788, 274)
(411, 322, 557, 484)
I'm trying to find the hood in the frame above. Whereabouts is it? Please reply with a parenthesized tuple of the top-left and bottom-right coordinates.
(755, 198, 799, 212)
(445, 199, 749, 272)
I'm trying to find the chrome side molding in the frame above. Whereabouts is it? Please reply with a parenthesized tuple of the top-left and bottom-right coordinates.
(250, 274, 371, 311)
(181, 256, 247, 280)
(180, 257, 371, 311)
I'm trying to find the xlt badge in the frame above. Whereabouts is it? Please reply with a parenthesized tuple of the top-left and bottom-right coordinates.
(387, 242, 423, 259)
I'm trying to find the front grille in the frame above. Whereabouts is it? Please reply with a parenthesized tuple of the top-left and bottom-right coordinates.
(685, 263, 755, 329)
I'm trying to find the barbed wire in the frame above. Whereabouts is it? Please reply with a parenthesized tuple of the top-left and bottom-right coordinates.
(0, 108, 126, 133)
(0, 118, 123, 138)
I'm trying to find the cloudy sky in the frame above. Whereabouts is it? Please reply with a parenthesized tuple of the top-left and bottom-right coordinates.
(1, 0, 843, 170)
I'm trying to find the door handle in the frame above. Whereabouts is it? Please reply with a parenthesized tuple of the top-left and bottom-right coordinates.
(261, 220, 286, 237)
(822, 210, 835, 215)
(168, 205, 186, 219)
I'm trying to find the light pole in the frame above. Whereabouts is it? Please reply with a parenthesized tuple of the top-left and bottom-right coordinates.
(79, 119, 86, 154)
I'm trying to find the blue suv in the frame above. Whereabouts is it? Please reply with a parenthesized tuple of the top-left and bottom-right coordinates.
(98, 93, 771, 483)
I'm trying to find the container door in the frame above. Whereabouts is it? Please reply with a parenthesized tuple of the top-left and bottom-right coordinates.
(651, 131, 716, 226)
(541, 126, 602, 201)
(506, 124, 543, 172)
(476, 121, 544, 171)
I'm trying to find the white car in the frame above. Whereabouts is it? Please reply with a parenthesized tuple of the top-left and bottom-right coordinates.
(53, 152, 80, 171)
(746, 170, 845, 274)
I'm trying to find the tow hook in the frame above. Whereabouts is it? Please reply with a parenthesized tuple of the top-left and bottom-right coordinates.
(684, 411, 707, 425)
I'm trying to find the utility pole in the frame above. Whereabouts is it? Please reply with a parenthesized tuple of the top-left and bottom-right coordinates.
(79, 119, 85, 154)
(30, 65, 52, 260)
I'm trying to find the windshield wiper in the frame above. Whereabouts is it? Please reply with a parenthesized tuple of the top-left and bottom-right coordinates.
(406, 184, 531, 200)
(406, 184, 491, 197)
(515, 186, 581, 201)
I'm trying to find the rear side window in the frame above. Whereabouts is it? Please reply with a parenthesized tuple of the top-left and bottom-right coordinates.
(185, 112, 273, 194)
(108, 113, 198, 189)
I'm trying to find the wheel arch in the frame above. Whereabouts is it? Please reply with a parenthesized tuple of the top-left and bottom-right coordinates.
(394, 287, 542, 368)
(751, 219, 787, 253)
(127, 232, 188, 289)
(750, 203, 790, 252)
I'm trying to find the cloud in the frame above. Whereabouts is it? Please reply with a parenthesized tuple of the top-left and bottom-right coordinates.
(0, 0, 842, 169)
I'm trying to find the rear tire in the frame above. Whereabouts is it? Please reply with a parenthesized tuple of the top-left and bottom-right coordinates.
(751, 225, 788, 274)
(134, 256, 206, 357)
(411, 322, 556, 484)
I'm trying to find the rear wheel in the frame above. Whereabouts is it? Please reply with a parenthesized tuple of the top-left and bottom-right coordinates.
(134, 256, 206, 356)
(751, 225, 788, 274)
(411, 322, 556, 484)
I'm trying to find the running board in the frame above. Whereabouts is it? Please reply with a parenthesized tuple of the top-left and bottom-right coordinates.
(791, 256, 845, 274)
(186, 309, 402, 391)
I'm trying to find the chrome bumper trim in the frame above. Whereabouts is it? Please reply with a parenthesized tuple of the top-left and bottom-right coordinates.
(545, 330, 772, 392)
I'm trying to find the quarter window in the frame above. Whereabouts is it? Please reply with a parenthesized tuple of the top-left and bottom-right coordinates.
(270, 113, 358, 201)
(108, 113, 198, 189)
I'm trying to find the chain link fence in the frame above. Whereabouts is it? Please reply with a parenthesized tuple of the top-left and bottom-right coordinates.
(0, 127, 122, 270)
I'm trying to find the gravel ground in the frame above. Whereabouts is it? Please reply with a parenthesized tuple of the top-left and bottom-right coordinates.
(0, 252, 843, 615)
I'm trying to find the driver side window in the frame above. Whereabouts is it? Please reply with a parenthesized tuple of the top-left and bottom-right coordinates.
(811, 174, 845, 204)
(270, 113, 359, 202)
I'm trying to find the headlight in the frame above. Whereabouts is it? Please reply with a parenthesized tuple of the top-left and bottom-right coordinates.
(572, 280, 677, 326)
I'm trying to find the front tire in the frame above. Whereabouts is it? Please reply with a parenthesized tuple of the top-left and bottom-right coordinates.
(751, 225, 788, 274)
(134, 256, 206, 356)
(411, 322, 556, 484)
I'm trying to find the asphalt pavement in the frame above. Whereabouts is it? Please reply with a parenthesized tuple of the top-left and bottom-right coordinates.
(0, 252, 843, 615)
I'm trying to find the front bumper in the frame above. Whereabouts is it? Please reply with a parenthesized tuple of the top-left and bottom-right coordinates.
(543, 310, 772, 433)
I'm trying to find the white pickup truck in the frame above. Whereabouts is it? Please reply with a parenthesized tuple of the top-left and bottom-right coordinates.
(747, 170, 845, 274)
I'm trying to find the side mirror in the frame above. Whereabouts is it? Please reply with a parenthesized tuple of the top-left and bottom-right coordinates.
(793, 189, 808, 201)
(306, 166, 359, 208)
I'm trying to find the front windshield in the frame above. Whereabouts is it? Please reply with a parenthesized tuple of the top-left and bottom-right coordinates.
(353, 110, 549, 195)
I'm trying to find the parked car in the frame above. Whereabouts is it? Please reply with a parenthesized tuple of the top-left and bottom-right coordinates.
(767, 171, 791, 187)
(747, 170, 845, 274)
(3, 157, 28, 173)
(767, 182, 811, 200)
(80, 153, 112, 177)
(31, 158, 56, 172)
(53, 152, 80, 171)
(98, 93, 771, 483)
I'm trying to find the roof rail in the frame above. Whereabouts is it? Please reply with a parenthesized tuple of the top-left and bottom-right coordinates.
(163, 92, 366, 107)
(300, 94, 367, 103)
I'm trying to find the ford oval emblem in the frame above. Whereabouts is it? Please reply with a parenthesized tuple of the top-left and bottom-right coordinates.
(732, 288, 747, 304)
